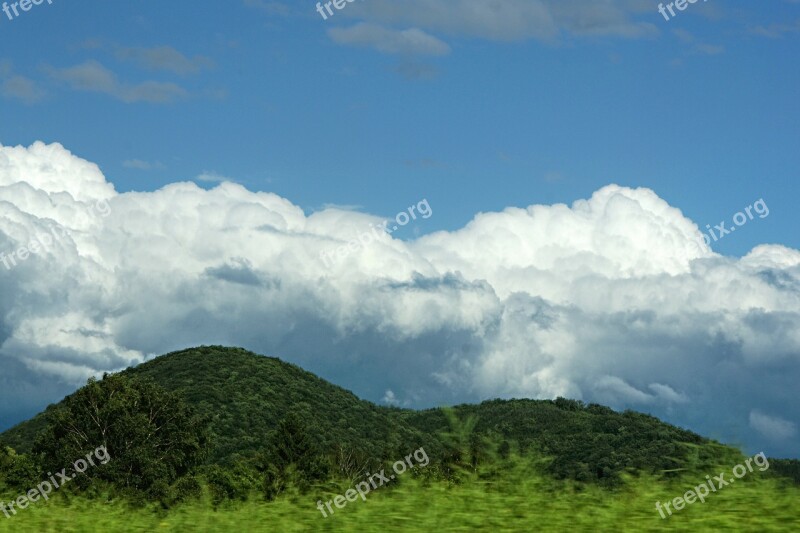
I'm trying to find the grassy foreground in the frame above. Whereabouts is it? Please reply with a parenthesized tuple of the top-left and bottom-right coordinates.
(1, 465, 798, 532)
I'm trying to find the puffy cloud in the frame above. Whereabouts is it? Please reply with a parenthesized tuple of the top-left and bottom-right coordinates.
(1, 141, 799, 458)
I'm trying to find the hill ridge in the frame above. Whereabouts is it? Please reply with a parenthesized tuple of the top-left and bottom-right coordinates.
(0, 345, 751, 485)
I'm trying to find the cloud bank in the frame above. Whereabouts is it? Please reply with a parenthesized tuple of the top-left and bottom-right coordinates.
(1, 141, 798, 457)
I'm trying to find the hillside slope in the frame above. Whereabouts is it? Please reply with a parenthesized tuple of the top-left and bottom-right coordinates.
(127, 346, 435, 461)
(0, 345, 759, 485)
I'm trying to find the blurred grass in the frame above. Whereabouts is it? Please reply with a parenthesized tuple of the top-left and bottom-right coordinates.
(1, 461, 798, 532)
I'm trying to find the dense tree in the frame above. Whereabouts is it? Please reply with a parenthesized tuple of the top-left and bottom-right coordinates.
(0, 446, 38, 489)
(257, 411, 329, 498)
(33, 373, 211, 494)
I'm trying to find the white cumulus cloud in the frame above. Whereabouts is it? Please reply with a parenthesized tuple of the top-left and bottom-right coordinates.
(1, 141, 798, 457)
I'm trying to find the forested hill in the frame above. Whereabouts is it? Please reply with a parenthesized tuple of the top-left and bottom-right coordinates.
(123, 346, 432, 462)
(1, 345, 779, 485)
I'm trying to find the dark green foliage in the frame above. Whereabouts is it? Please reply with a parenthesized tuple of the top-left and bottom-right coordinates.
(2, 345, 796, 497)
(32, 373, 211, 495)
(428, 410, 510, 487)
(0, 446, 39, 489)
(438, 409, 482, 482)
(202, 462, 258, 506)
(271, 412, 328, 482)
(254, 411, 330, 498)
(171, 474, 204, 502)
(117, 346, 431, 465)
(769, 458, 800, 485)
(271, 413, 322, 472)
(498, 440, 511, 460)
(399, 398, 710, 485)
(0, 414, 48, 456)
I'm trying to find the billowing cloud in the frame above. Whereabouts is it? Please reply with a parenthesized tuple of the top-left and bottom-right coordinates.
(1, 141, 799, 457)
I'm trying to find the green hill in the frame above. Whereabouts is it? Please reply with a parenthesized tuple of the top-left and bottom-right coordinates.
(0, 346, 778, 485)
(123, 346, 433, 463)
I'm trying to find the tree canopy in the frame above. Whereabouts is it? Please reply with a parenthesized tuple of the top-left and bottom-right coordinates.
(33, 373, 210, 494)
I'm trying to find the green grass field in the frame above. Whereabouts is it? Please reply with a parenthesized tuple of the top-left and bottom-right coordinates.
(2, 463, 798, 532)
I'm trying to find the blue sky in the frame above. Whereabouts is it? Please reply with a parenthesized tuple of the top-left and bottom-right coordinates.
(1, 1, 799, 458)
(1, 0, 798, 252)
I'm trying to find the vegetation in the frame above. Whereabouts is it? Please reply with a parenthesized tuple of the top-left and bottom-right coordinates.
(123, 346, 432, 464)
(1, 451, 798, 532)
(0, 346, 798, 530)
(2, 347, 739, 484)
(33, 374, 210, 496)
(400, 398, 718, 485)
